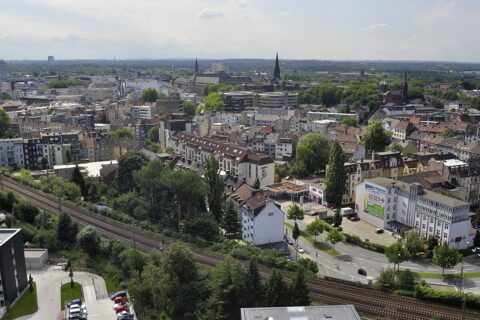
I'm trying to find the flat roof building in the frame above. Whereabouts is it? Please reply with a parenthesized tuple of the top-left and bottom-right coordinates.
(0, 229, 28, 307)
(241, 305, 361, 320)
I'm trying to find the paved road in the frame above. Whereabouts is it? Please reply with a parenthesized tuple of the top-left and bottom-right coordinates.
(16, 267, 114, 320)
(287, 217, 480, 293)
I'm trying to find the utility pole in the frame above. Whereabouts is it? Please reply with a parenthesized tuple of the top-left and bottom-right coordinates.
(0, 173, 3, 190)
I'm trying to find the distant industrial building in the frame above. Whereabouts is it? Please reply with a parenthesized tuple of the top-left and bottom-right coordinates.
(211, 62, 229, 73)
(241, 306, 361, 320)
(0, 229, 28, 307)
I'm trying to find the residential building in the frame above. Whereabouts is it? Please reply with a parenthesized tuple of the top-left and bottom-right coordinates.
(241, 306, 361, 320)
(131, 105, 152, 120)
(169, 132, 274, 187)
(374, 152, 404, 179)
(0, 138, 25, 168)
(154, 91, 183, 114)
(228, 183, 285, 246)
(355, 178, 473, 249)
(159, 114, 193, 149)
(0, 229, 28, 307)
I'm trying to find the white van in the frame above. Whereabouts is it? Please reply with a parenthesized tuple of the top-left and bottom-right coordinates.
(340, 207, 354, 217)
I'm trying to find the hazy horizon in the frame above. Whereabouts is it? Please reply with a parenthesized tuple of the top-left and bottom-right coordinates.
(2, 0, 480, 62)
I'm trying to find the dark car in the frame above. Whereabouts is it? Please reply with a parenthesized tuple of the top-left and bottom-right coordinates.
(285, 236, 294, 245)
(376, 228, 384, 234)
(357, 268, 367, 276)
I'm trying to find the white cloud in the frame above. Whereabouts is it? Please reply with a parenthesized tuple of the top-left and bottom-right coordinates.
(360, 23, 392, 31)
(198, 9, 224, 20)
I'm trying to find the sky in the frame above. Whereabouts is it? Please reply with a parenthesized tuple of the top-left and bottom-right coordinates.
(0, 0, 479, 61)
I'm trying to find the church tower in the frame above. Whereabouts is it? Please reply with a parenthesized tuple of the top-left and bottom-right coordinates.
(273, 53, 281, 81)
(194, 58, 199, 74)
(401, 69, 408, 104)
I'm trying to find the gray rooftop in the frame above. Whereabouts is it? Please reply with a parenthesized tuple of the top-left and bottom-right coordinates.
(366, 177, 469, 208)
(241, 305, 361, 320)
(0, 229, 20, 245)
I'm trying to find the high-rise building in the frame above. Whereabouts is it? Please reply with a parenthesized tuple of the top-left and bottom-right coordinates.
(47, 55, 55, 66)
(0, 60, 7, 82)
(0, 229, 28, 307)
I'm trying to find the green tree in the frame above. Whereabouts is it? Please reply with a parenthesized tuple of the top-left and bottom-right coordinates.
(333, 210, 343, 228)
(443, 128, 455, 138)
(141, 88, 160, 102)
(339, 116, 358, 127)
(63, 182, 82, 201)
(289, 267, 310, 306)
(326, 228, 344, 249)
(294, 133, 330, 176)
(385, 241, 411, 272)
(204, 156, 224, 222)
(292, 222, 300, 246)
(244, 259, 263, 307)
(433, 243, 462, 275)
(56, 213, 79, 245)
(427, 235, 439, 250)
(76, 226, 101, 257)
(0, 108, 11, 138)
(405, 230, 424, 257)
(208, 258, 247, 320)
(429, 99, 444, 109)
(203, 92, 224, 112)
(264, 269, 289, 307)
(69, 267, 74, 288)
(305, 219, 325, 242)
(287, 204, 304, 221)
(13, 200, 39, 224)
(374, 268, 395, 289)
(86, 182, 99, 203)
(361, 120, 392, 152)
(19, 168, 33, 183)
(108, 127, 134, 139)
(299, 83, 342, 106)
(387, 142, 404, 153)
(223, 200, 241, 239)
(298, 258, 319, 274)
(114, 151, 149, 193)
(159, 243, 199, 320)
(71, 164, 87, 197)
(325, 141, 346, 209)
(183, 100, 197, 116)
(396, 269, 415, 291)
(147, 127, 160, 142)
(184, 213, 220, 242)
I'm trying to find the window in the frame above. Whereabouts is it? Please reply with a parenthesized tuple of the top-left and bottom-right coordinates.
(268, 212, 274, 216)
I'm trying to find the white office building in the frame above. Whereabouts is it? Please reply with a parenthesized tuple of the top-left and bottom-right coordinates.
(131, 105, 152, 120)
(355, 178, 473, 249)
(0, 139, 25, 168)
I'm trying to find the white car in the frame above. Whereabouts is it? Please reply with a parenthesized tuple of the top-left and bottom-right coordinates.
(297, 246, 305, 254)
(69, 304, 87, 314)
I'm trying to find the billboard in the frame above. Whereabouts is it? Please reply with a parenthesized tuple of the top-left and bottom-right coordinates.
(364, 183, 386, 218)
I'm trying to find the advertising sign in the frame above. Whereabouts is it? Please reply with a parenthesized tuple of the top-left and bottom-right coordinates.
(364, 183, 386, 218)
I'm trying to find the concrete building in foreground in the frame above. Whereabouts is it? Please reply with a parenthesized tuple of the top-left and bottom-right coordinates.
(355, 178, 473, 249)
(0, 229, 28, 307)
(241, 305, 361, 320)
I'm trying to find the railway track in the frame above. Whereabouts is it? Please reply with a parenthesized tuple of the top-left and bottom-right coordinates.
(3, 176, 479, 320)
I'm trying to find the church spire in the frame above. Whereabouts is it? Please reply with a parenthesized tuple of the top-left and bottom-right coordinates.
(195, 58, 199, 74)
(273, 52, 280, 81)
(401, 67, 408, 104)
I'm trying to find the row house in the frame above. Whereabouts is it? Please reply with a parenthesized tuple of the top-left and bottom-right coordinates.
(169, 132, 274, 187)
(408, 132, 480, 161)
(250, 133, 297, 162)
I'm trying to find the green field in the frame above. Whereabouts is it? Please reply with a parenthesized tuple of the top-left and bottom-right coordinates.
(105, 277, 124, 294)
(60, 282, 83, 310)
(2, 283, 38, 320)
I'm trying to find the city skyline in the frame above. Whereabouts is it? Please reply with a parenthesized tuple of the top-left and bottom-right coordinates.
(1, 0, 480, 62)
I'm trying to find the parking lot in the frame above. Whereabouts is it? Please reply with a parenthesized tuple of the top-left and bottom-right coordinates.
(279, 200, 397, 246)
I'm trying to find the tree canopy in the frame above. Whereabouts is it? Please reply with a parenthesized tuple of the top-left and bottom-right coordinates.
(204, 156, 224, 222)
(141, 88, 160, 102)
(109, 128, 134, 139)
(0, 108, 11, 138)
(361, 120, 392, 152)
(433, 243, 462, 275)
(294, 133, 330, 176)
(324, 141, 346, 207)
(385, 240, 411, 271)
(299, 83, 342, 106)
(287, 204, 304, 221)
(114, 151, 149, 194)
(203, 92, 224, 112)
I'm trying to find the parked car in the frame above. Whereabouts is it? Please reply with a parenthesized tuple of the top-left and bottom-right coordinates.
(357, 268, 367, 276)
(297, 246, 305, 254)
(117, 311, 134, 320)
(375, 228, 384, 234)
(285, 236, 294, 245)
(111, 291, 127, 300)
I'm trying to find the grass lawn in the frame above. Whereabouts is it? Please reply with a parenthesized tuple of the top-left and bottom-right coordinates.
(60, 282, 83, 310)
(105, 277, 123, 294)
(2, 283, 38, 320)
(285, 222, 340, 256)
(414, 271, 480, 279)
